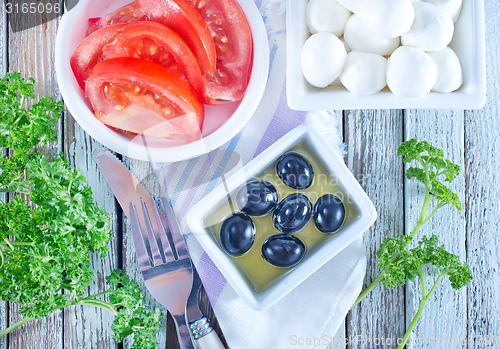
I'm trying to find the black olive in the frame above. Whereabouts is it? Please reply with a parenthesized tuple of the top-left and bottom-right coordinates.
(220, 213, 255, 256)
(272, 193, 312, 234)
(313, 194, 345, 234)
(235, 180, 278, 216)
(262, 234, 306, 268)
(276, 152, 314, 189)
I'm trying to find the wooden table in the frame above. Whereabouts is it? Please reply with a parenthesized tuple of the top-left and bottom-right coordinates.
(0, 1, 498, 348)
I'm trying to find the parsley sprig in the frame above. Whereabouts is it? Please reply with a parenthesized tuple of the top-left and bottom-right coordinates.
(352, 139, 472, 348)
(0, 73, 162, 347)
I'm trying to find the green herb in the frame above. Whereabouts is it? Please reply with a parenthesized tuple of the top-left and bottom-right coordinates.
(0, 73, 162, 347)
(378, 235, 471, 349)
(352, 139, 472, 348)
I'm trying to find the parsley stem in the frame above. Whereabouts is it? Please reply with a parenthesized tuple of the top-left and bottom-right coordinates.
(0, 316, 36, 338)
(352, 189, 432, 308)
(78, 300, 118, 316)
(397, 295, 428, 349)
(352, 273, 384, 307)
(397, 272, 445, 349)
(81, 290, 112, 301)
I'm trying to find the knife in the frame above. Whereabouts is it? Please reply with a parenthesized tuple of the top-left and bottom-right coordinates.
(93, 148, 225, 349)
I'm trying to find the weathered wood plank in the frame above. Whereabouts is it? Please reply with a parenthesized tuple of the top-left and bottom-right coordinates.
(62, 120, 120, 348)
(404, 110, 466, 348)
(345, 110, 405, 349)
(0, 3, 7, 349)
(465, 0, 500, 345)
(6, 9, 63, 349)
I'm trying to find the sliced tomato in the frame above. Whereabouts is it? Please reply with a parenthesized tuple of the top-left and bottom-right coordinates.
(70, 23, 127, 89)
(88, 0, 216, 76)
(101, 21, 206, 102)
(87, 0, 147, 34)
(86, 57, 204, 141)
(191, 0, 253, 104)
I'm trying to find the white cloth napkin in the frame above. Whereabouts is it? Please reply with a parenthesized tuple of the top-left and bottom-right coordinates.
(157, 1, 367, 347)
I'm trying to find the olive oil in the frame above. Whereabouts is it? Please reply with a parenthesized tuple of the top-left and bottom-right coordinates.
(205, 142, 356, 293)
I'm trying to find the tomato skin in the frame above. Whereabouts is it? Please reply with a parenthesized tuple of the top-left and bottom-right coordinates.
(101, 21, 206, 102)
(86, 57, 204, 141)
(89, 0, 216, 76)
(70, 23, 127, 89)
(192, 0, 253, 104)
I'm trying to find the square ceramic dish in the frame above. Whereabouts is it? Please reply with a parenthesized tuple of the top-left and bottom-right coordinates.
(286, 0, 486, 110)
(187, 124, 376, 310)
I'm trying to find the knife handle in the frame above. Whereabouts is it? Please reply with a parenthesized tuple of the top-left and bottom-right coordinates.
(190, 317, 225, 349)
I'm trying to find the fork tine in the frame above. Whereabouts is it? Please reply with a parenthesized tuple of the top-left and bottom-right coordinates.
(129, 201, 152, 271)
(140, 198, 164, 267)
(161, 197, 189, 259)
(150, 198, 175, 262)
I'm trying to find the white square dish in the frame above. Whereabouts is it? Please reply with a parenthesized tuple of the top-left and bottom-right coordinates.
(286, 0, 486, 110)
(186, 124, 377, 310)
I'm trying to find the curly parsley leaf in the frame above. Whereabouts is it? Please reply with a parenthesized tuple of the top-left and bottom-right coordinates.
(0, 74, 162, 348)
(105, 269, 163, 349)
(397, 139, 462, 210)
(354, 139, 471, 349)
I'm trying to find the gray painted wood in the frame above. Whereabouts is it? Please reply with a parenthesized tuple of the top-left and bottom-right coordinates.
(345, 110, 405, 349)
(404, 110, 467, 348)
(464, 0, 500, 346)
(0, 3, 7, 349)
(1, 0, 500, 348)
(6, 9, 63, 349)
(62, 121, 120, 348)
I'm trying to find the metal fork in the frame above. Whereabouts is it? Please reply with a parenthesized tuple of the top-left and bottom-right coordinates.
(129, 197, 195, 349)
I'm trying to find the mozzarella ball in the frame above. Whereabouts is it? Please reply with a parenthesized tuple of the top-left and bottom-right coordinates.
(301, 32, 347, 88)
(357, 0, 415, 38)
(306, 0, 351, 36)
(337, 0, 362, 13)
(424, 0, 463, 22)
(428, 46, 463, 93)
(387, 46, 437, 97)
(340, 52, 387, 95)
(344, 15, 400, 56)
(401, 2, 454, 51)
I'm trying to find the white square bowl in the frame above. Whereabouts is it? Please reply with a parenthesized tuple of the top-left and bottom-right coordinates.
(186, 124, 377, 310)
(286, 0, 486, 110)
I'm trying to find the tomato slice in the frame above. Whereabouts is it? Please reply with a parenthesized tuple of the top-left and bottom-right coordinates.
(191, 0, 253, 104)
(70, 23, 127, 89)
(89, 0, 216, 76)
(86, 57, 204, 141)
(101, 21, 205, 102)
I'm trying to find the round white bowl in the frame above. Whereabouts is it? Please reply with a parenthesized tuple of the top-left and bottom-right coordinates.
(56, 0, 269, 162)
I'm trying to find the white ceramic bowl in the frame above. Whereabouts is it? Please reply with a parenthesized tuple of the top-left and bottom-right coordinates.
(286, 0, 485, 110)
(55, 0, 269, 162)
(186, 124, 377, 310)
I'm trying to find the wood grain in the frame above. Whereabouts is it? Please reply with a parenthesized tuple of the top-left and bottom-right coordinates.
(62, 120, 120, 348)
(345, 110, 405, 349)
(6, 8, 63, 349)
(0, 3, 7, 349)
(1, 0, 500, 347)
(404, 110, 467, 348)
(464, 0, 500, 346)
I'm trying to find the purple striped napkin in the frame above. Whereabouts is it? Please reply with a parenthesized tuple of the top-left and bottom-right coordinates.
(155, 1, 366, 347)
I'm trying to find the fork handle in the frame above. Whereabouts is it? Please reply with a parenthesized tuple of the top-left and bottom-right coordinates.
(173, 314, 196, 349)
